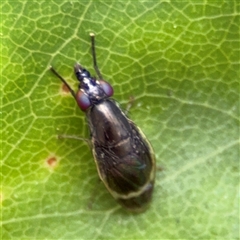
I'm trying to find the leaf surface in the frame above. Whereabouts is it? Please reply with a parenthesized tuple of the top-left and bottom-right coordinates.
(1, 1, 239, 239)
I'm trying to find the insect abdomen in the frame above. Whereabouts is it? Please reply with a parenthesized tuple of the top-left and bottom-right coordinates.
(87, 99, 155, 212)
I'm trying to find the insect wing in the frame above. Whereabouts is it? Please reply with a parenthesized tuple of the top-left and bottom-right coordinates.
(87, 99, 156, 211)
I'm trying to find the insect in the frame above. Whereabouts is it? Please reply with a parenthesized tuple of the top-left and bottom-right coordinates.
(50, 33, 156, 212)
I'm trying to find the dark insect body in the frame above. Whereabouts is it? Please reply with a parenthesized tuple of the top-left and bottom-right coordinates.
(50, 33, 156, 212)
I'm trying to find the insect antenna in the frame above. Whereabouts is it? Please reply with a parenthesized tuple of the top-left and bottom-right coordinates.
(90, 33, 103, 80)
(50, 66, 76, 99)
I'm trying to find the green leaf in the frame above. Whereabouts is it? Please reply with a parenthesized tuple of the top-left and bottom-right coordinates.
(2, 1, 239, 239)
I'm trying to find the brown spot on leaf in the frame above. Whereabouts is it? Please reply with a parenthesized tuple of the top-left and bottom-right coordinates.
(46, 156, 57, 168)
(62, 83, 70, 93)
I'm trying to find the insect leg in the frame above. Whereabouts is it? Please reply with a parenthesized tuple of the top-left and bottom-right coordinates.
(58, 134, 91, 144)
(124, 96, 135, 115)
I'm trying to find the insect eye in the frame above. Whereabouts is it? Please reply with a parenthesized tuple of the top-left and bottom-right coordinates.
(99, 80, 114, 97)
(76, 90, 91, 111)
